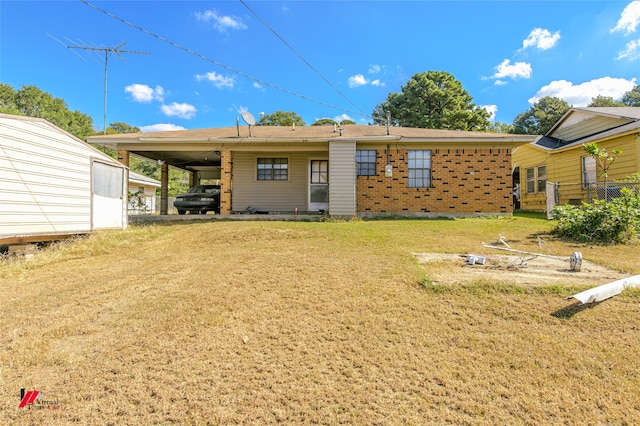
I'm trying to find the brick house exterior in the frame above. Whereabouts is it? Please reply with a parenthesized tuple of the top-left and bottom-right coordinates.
(89, 125, 534, 217)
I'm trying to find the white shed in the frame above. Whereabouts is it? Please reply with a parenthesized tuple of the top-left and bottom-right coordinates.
(0, 113, 128, 244)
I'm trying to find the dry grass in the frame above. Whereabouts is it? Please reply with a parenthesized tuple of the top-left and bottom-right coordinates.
(1, 216, 639, 424)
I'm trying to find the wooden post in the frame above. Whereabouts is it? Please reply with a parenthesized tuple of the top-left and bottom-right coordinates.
(117, 150, 130, 167)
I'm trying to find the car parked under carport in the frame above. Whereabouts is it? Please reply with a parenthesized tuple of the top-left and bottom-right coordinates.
(173, 184, 220, 215)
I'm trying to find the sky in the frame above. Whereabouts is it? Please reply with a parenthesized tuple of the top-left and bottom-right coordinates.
(2, 1, 640, 133)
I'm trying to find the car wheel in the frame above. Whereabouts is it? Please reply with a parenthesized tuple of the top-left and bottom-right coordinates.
(177, 210, 186, 215)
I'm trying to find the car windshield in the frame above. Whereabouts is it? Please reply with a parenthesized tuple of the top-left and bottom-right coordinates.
(187, 185, 219, 194)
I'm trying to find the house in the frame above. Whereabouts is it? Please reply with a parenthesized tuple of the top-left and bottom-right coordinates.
(513, 107, 640, 213)
(128, 171, 161, 215)
(88, 124, 536, 217)
(0, 114, 128, 245)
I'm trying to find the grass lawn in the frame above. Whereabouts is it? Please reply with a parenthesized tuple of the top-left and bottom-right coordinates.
(1, 215, 639, 424)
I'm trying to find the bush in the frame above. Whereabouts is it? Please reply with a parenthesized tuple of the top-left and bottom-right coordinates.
(552, 187, 640, 243)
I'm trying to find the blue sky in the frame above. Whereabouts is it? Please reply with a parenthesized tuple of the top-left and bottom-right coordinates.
(2, 1, 640, 132)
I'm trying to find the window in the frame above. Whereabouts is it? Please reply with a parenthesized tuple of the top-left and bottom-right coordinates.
(525, 165, 546, 194)
(408, 150, 432, 188)
(92, 161, 123, 198)
(310, 160, 328, 183)
(257, 158, 288, 181)
(536, 165, 546, 192)
(356, 150, 376, 176)
(581, 156, 596, 188)
(526, 167, 535, 194)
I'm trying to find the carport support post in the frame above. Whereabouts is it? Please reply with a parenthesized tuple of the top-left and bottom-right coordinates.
(160, 162, 169, 215)
(117, 150, 130, 167)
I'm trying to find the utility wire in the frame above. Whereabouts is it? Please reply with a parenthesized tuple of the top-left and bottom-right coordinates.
(239, 0, 366, 117)
(79, 0, 371, 120)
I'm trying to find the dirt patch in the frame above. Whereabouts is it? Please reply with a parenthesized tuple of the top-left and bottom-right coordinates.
(413, 251, 629, 286)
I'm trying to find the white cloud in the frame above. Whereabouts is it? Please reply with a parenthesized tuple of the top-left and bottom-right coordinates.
(520, 28, 560, 51)
(528, 77, 636, 106)
(348, 74, 368, 88)
(161, 102, 197, 119)
(333, 114, 353, 123)
(140, 123, 187, 132)
(195, 71, 235, 89)
(195, 9, 247, 32)
(480, 104, 497, 120)
(368, 64, 382, 74)
(125, 84, 164, 103)
(488, 59, 532, 80)
(611, 1, 640, 34)
(616, 38, 640, 60)
(371, 79, 385, 87)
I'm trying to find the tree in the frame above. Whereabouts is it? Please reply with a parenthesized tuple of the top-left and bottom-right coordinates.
(622, 84, 640, 106)
(0, 83, 95, 140)
(583, 142, 622, 194)
(488, 121, 515, 133)
(588, 95, 625, 107)
(371, 71, 491, 131)
(106, 122, 140, 134)
(512, 96, 571, 135)
(259, 110, 306, 126)
(311, 118, 356, 126)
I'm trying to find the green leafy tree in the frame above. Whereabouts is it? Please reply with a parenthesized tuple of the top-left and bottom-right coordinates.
(622, 84, 640, 106)
(588, 95, 625, 107)
(371, 71, 491, 131)
(583, 142, 622, 200)
(259, 110, 306, 126)
(0, 83, 95, 140)
(488, 121, 515, 133)
(311, 118, 355, 126)
(512, 96, 571, 135)
(106, 122, 140, 134)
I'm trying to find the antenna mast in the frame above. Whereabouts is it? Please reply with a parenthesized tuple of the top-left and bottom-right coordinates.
(67, 42, 150, 134)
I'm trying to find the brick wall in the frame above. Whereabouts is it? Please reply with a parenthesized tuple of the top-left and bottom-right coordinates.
(220, 150, 232, 214)
(356, 148, 513, 214)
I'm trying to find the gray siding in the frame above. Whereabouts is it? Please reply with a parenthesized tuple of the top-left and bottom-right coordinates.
(329, 141, 356, 216)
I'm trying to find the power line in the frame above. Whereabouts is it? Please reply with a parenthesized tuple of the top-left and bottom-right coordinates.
(239, 0, 366, 118)
(79, 0, 372, 121)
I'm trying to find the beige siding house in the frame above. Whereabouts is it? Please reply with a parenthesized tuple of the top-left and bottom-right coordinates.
(89, 124, 536, 217)
(0, 114, 128, 244)
(513, 107, 640, 213)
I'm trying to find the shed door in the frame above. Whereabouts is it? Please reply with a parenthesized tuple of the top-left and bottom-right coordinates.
(92, 161, 125, 229)
(309, 160, 328, 212)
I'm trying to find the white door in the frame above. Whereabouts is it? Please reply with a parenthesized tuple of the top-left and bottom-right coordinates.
(92, 161, 125, 229)
(309, 160, 328, 212)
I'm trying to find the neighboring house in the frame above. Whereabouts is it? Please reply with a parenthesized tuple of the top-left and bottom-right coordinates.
(0, 114, 128, 245)
(88, 124, 536, 217)
(128, 171, 160, 215)
(513, 107, 640, 213)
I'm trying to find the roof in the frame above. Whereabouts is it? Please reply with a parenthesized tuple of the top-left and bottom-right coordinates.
(128, 171, 161, 187)
(88, 124, 536, 144)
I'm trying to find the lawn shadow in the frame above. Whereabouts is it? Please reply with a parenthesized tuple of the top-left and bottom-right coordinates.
(552, 300, 601, 319)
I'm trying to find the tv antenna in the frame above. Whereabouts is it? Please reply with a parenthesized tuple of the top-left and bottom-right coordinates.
(241, 111, 257, 137)
(66, 41, 151, 134)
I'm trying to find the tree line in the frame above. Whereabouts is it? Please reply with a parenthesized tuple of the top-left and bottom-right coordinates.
(4, 74, 640, 142)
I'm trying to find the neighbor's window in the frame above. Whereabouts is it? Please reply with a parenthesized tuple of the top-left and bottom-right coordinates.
(257, 158, 288, 181)
(408, 150, 432, 188)
(581, 156, 596, 188)
(356, 150, 376, 176)
(525, 165, 547, 194)
(536, 165, 547, 192)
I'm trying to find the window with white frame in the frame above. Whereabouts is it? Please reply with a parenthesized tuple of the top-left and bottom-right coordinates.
(408, 150, 432, 188)
(257, 158, 288, 181)
(581, 156, 596, 188)
(525, 165, 547, 194)
(356, 150, 376, 176)
(537, 165, 546, 192)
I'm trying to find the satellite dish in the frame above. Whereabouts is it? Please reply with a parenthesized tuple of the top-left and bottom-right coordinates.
(241, 111, 256, 126)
